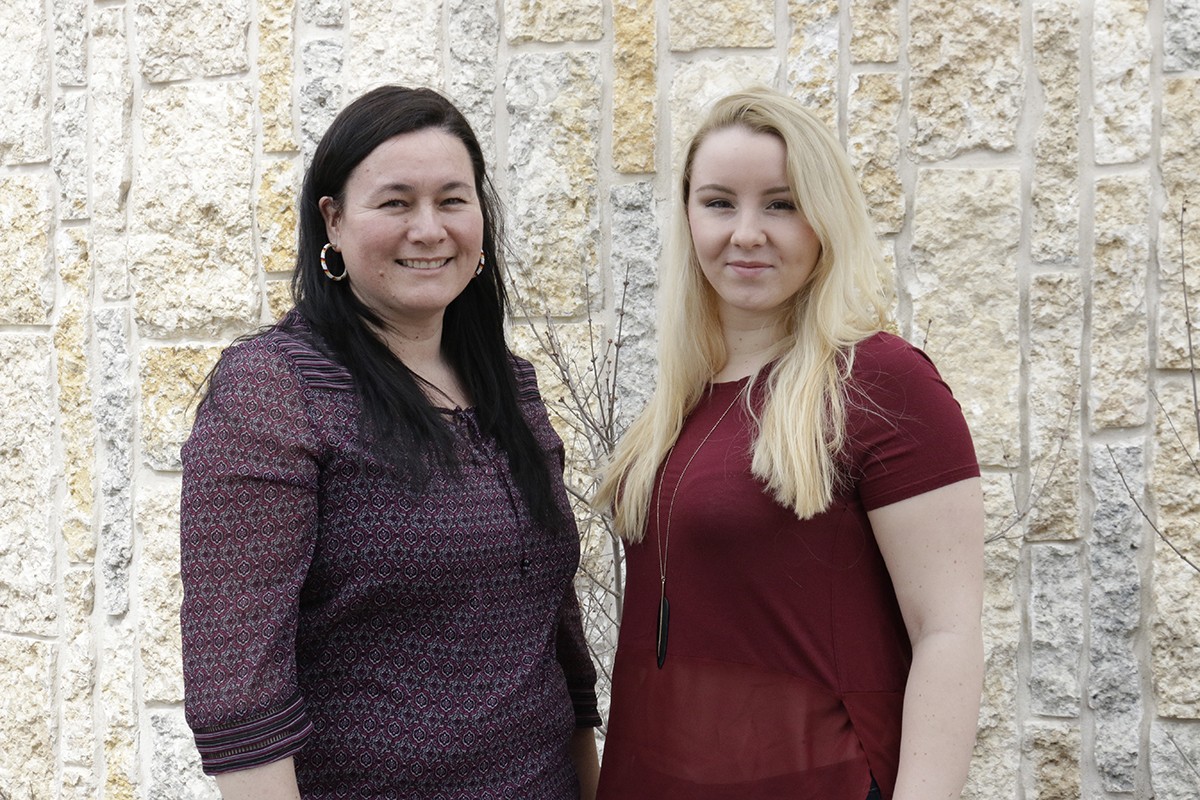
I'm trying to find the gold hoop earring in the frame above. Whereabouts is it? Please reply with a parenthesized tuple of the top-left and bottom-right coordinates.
(475, 250, 485, 277)
(321, 243, 347, 281)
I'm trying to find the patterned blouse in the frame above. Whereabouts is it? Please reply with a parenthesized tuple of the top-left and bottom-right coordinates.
(180, 312, 600, 799)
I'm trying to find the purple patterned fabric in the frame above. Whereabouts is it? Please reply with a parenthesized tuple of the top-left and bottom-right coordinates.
(180, 312, 599, 799)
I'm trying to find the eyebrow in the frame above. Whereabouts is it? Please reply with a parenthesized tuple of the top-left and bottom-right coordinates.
(376, 181, 474, 194)
(693, 183, 792, 195)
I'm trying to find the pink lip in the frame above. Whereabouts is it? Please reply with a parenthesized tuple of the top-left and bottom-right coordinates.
(727, 260, 772, 270)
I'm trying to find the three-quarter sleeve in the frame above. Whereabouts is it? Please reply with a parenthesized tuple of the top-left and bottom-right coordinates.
(555, 585, 602, 728)
(180, 340, 322, 774)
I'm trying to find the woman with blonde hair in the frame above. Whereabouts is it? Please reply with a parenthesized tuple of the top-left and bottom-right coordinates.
(595, 87, 984, 800)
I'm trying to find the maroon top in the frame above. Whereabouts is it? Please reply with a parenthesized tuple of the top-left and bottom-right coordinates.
(180, 312, 599, 799)
(597, 333, 979, 800)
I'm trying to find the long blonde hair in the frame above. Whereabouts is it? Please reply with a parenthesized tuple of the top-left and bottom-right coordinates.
(595, 87, 893, 542)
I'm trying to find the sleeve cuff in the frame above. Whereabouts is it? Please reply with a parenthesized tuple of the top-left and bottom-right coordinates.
(192, 692, 314, 775)
(571, 688, 602, 728)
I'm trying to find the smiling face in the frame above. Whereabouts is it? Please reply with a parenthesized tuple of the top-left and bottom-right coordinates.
(686, 125, 822, 331)
(319, 127, 485, 338)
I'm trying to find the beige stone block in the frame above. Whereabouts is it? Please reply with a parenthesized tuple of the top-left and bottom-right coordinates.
(1023, 722, 1083, 799)
(0, 637, 56, 796)
(55, 229, 98, 563)
(258, 159, 299, 275)
(0, 335, 58, 637)
(670, 0, 773, 50)
(267, 279, 295, 322)
(138, 480, 186, 703)
(787, 0, 840, 127)
(260, 0, 298, 152)
(505, 52, 601, 317)
(100, 621, 139, 793)
(908, 169, 1020, 469)
(61, 570, 97, 764)
(348, 0, 440, 96)
(909, 0, 1023, 159)
(1032, 0, 1081, 263)
(1093, 0, 1152, 164)
(968, 473, 1020, 798)
(506, 0, 602, 42)
(140, 345, 225, 472)
(1156, 78, 1200, 370)
(613, 0, 657, 174)
(61, 767, 100, 800)
(131, 83, 260, 336)
(0, 0, 49, 164)
(1090, 174, 1149, 430)
(0, 174, 53, 324)
(850, 0, 899, 62)
(848, 73, 903, 234)
(93, 5, 134, 302)
(135, 0, 250, 82)
(1026, 272, 1082, 540)
(669, 57, 780, 163)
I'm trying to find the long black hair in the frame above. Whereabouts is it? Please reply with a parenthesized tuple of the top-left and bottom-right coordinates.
(292, 85, 563, 530)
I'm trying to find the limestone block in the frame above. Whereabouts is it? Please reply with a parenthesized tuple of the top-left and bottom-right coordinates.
(92, 5, 134, 301)
(1090, 174, 1149, 430)
(347, 0, 439, 97)
(131, 83, 259, 337)
(55, 0, 89, 86)
(848, 73, 903, 234)
(787, 0, 839, 128)
(1029, 544, 1082, 715)
(1026, 272, 1081, 540)
(267, 279, 294, 321)
(0, 637, 55, 797)
(258, 159, 299, 275)
(1093, 0, 1151, 164)
(448, 0, 500, 160)
(0, 335, 57, 637)
(96, 308, 134, 616)
(669, 0, 773, 51)
(1151, 719, 1200, 799)
(613, 0, 657, 174)
(301, 0, 342, 26)
(260, 0, 298, 153)
(966, 473, 1020, 799)
(1032, 0, 1081, 263)
(669, 57, 780, 162)
(135, 0, 250, 82)
(60, 767, 100, 800)
(907, 168, 1020, 469)
(1151, 381, 1200, 717)
(300, 39, 344, 166)
(1155, 79, 1200, 370)
(850, 0, 899, 63)
(0, 175, 53, 324)
(1165, 0, 1200, 71)
(149, 710, 220, 799)
(138, 481, 187, 703)
(1089, 439, 1146, 792)
(609, 182, 661, 426)
(61, 569, 96, 763)
(141, 345, 224, 472)
(1022, 722, 1082, 800)
(54, 229, 97, 563)
(54, 91, 89, 221)
(100, 621, 139, 795)
(0, 0, 48, 164)
(505, 0, 602, 42)
(505, 52, 601, 317)
(909, 0, 1022, 159)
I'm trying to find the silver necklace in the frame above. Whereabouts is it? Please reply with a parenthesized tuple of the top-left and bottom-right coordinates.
(653, 391, 741, 669)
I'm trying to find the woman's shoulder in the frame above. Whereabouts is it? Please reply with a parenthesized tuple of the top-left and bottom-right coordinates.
(507, 352, 546, 403)
(218, 311, 354, 391)
(848, 330, 943, 385)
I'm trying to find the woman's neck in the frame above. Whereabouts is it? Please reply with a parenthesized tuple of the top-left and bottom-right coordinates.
(714, 318, 787, 383)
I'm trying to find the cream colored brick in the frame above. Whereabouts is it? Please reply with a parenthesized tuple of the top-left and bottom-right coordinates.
(505, 0, 602, 42)
(787, 0, 840, 127)
(1156, 78, 1200, 370)
(61, 570, 97, 764)
(0, 637, 56, 797)
(0, 0, 49, 164)
(267, 279, 294, 321)
(140, 345, 225, 471)
(1023, 723, 1083, 800)
(850, 0, 899, 62)
(0, 175, 53, 324)
(258, 159, 299, 275)
(669, 57, 780, 163)
(1032, 0, 1081, 263)
(135, 0, 250, 82)
(260, 0, 299, 152)
(670, 0, 773, 50)
(347, 0, 440, 96)
(138, 481, 186, 704)
(1094, 0, 1152, 163)
(848, 73, 903, 234)
(613, 0, 657, 173)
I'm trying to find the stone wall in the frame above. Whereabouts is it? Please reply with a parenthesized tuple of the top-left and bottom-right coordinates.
(1, 0, 1197, 797)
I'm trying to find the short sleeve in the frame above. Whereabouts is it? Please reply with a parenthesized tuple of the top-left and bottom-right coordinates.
(179, 338, 321, 774)
(844, 333, 981, 511)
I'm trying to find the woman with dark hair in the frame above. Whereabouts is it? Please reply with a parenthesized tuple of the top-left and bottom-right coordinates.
(180, 86, 600, 799)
